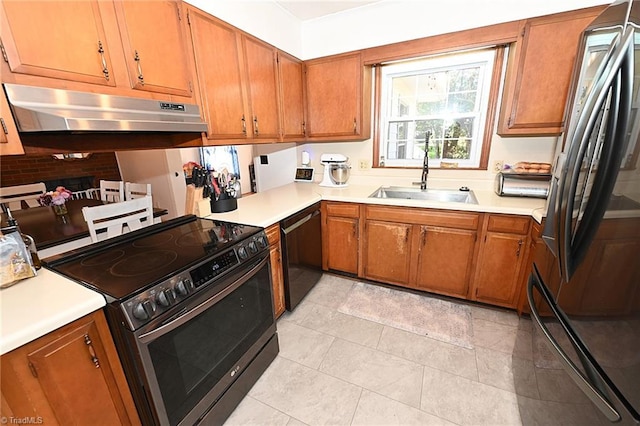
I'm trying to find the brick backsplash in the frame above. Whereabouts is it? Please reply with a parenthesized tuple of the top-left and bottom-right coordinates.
(0, 153, 122, 189)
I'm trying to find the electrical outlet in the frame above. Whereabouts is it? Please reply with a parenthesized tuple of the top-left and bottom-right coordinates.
(359, 159, 371, 170)
(493, 160, 504, 173)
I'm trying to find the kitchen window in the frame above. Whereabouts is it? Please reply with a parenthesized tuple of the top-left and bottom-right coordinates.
(375, 48, 502, 169)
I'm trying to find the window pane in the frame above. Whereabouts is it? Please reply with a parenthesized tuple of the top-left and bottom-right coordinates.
(443, 118, 474, 160)
(448, 67, 479, 92)
(387, 121, 410, 160)
(448, 92, 477, 113)
(392, 76, 417, 117)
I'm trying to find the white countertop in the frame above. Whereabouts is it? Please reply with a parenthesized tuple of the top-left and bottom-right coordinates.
(0, 180, 545, 356)
(0, 268, 106, 355)
(205, 181, 547, 225)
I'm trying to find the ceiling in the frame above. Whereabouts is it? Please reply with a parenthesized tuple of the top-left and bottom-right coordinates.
(276, 1, 381, 21)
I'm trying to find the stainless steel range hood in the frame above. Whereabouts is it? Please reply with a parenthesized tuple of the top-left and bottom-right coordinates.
(3, 83, 208, 133)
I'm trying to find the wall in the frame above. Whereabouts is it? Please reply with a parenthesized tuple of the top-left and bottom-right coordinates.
(186, 0, 611, 61)
(0, 153, 121, 189)
(300, 0, 611, 59)
(185, 0, 302, 58)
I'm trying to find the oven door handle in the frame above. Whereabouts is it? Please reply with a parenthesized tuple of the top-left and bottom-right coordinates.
(138, 254, 269, 344)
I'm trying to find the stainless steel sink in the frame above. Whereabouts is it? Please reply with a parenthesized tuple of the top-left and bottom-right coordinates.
(369, 186, 478, 204)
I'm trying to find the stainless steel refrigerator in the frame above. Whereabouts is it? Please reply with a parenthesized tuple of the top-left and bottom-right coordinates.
(528, 0, 640, 424)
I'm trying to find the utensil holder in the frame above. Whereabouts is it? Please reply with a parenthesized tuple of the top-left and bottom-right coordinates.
(210, 196, 237, 213)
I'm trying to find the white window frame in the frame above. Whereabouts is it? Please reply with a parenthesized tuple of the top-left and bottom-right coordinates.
(379, 49, 496, 168)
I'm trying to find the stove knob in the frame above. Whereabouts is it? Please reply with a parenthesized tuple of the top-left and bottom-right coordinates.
(132, 299, 156, 321)
(248, 241, 258, 254)
(238, 246, 248, 260)
(175, 280, 190, 296)
(256, 235, 268, 249)
(156, 288, 176, 307)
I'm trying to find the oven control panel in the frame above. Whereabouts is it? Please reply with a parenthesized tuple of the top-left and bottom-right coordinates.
(121, 231, 269, 330)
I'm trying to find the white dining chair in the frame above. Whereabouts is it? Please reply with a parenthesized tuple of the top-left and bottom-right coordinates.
(0, 182, 47, 211)
(82, 195, 154, 243)
(99, 180, 124, 203)
(71, 188, 100, 200)
(125, 182, 152, 200)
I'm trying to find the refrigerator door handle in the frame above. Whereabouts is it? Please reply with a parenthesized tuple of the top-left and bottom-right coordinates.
(527, 269, 621, 422)
(557, 27, 635, 281)
(569, 29, 634, 274)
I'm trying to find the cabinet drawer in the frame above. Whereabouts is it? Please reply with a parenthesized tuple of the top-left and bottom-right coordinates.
(487, 215, 530, 234)
(325, 202, 360, 218)
(265, 223, 280, 245)
(365, 205, 480, 230)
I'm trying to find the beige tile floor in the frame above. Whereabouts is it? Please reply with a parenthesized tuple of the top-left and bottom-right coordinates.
(224, 274, 608, 425)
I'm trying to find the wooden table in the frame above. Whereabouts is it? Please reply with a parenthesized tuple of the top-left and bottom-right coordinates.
(0, 199, 168, 254)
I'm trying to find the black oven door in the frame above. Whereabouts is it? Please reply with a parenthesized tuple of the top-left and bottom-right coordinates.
(132, 254, 275, 426)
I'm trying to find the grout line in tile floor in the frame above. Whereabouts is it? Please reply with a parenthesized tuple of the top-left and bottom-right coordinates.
(224, 275, 606, 426)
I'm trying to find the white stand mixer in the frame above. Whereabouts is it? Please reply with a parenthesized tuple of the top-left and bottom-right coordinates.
(319, 153, 350, 187)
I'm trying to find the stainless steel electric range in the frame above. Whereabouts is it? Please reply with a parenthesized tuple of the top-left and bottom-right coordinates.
(44, 215, 279, 426)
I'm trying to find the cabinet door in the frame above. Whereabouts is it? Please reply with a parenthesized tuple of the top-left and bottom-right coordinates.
(1, 312, 139, 425)
(0, 91, 24, 155)
(305, 52, 370, 140)
(278, 51, 306, 140)
(498, 7, 602, 136)
(474, 232, 527, 307)
(114, 0, 193, 97)
(363, 220, 412, 285)
(187, 8, 247, 140)
(266, 224, 285, 318)
(415, 226, 476, 299)
(269, 243, 285, 318)
(325, 216, 359, 275)
(0, 0, 115, 86)
(242, 35, 281, 140)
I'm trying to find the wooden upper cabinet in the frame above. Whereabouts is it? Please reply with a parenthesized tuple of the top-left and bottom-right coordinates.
(186, 7, 247, 141)
(113, 0, 193, 97)
(278, 51, 306, 140)
(241, 35, 281, 140)
(0, 0, 115, 86)
(0, 90, 24, 155)
(304, 52, 371, 141)
(498, 6, 604, 136)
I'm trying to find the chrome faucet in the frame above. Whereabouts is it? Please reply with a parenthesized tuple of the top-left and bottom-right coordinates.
(420, 132, 430, 190)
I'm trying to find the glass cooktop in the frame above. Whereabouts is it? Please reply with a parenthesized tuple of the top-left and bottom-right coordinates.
(44, 216, 263, 300)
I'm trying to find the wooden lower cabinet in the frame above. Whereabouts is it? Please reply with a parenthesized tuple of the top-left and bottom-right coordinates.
(361, 205, 481, 298)
(472, 214, 531, 308)
(1, 310, 140, 425)
(321, 202, 360, 275)
(415, 226, 478, 299)
(321, 203, 542, 312)
(265, 223, 285, 318)
(364, 219, 413, 286)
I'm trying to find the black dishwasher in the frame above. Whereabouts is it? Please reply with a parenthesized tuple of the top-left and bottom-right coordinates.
(280, 202, 322, 310)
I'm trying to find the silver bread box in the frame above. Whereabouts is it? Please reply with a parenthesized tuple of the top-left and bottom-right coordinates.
(495, 172, 551, 198)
